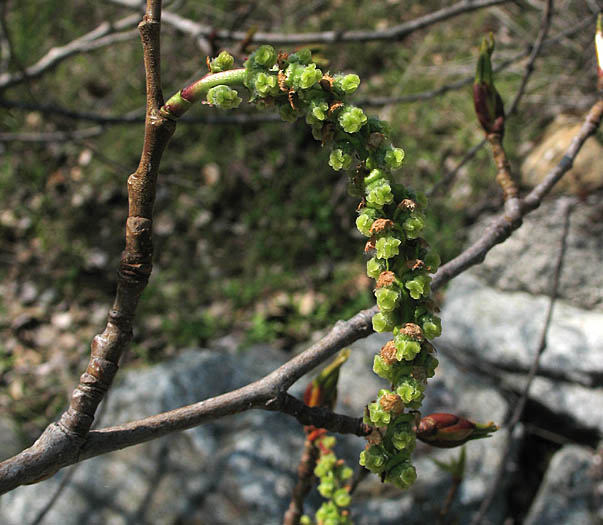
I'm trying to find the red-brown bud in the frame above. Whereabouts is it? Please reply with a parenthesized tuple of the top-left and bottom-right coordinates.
(416, 413, 497, 448)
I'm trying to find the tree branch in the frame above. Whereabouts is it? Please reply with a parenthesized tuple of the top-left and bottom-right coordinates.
(114, 0, 510, 45)
(431, 99, 602, 291)
(0, 14, 140, 90)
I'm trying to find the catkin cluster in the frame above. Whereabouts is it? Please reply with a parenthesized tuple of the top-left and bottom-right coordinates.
(209, 46, 442, 489)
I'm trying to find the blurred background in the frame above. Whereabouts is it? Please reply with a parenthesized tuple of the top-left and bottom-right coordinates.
(0, 1, 601, 522)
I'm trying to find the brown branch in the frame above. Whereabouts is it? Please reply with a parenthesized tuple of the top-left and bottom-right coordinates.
(432, 99, 602, 291)
(111, 0, 509, 44)
(471, 197, 573, 525)
(0, 304, 372, 494)
(0, 14, 140, 90)
(283, 438, 320, 525)
(487, 132, 518, 199)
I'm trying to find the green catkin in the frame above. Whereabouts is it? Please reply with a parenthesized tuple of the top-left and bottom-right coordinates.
(207, 46, 442, 492)
(301, 436, 353, 525)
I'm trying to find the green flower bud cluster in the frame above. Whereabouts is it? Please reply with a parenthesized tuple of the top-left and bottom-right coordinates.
(239, 46, 442, 490)
(209, 50, 235, 73)
(301, 435, 353, 525)
(206, 85, 242, 110)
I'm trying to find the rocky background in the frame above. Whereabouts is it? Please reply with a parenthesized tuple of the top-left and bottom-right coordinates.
(1, 195, 601, 524)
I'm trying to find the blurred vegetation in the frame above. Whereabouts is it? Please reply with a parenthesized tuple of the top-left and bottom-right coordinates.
(0, 0, 599, 439)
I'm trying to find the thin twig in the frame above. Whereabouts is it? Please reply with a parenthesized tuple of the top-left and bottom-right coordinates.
(0, 14, 140, 90)
(283, 438, 320, 525)
(115, 0, 511, 45)
(470, 197, 574, 525)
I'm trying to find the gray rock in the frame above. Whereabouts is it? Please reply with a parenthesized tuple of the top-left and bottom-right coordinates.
(524, 445, 599, 525)
(0, 337, 512, 525)
(439, 273, 603, 431)
(469, 195, 603, 311)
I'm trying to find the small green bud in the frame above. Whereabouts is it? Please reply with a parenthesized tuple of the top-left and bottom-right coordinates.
(403, 215, 425, 239)
(318, 478, 335, 498)
(254, 72, 278, 96)
(311, 100, 329, 121)
(300, 516, 312, 525)
(375, 236, 401, 260)
(206, 85, 242, 109)
(329, 149, 353, 171)
(368, 400, 391, 426)
(333, 488, 351, 507)
(367, 257, 385, 279)
(396, 377, 423, 404)
(288, 48, 312, 64)
(254, 45, 277, 67)
(394, 336, 421, 361)
(315, 453, 337, 477)
(356, 214, 373, 236)
(384, 147, 405, 169)
(209, 50, 235, 73)
(386, 461, 417, 489)
(366, 180, 394, 208)
(375, 288, 400, 312)
(364, 168, 387, 186)
(338, 106, 368, 133)
(340, 466, 354, 480)
(299, 63, 323, 89)
(372, 311, 396, 333)
(421, 314, 442, 339)
(373, 355, 394, 381)
(359, 445, 387, 474)
(334, 73, 360, 95)
(392, 426, 416, 451)
(404, 273, 431, 300)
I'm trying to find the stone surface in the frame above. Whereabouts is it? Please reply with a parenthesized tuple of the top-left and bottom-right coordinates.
(524, 445, 600, 525)
(439, 273, 603, 432)
(521, 114, 603, 196)
(469, 195, 603, 311)
(0, 337, 511, 525)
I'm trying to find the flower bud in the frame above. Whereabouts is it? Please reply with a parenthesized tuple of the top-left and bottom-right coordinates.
(209, 50, 234, 73)
(334, 73, 361, 95)
(366, 180, 394, 208)
(338, 106, 368, 133)
(402, 215, 425, 239)
(329, 148, 353, 171)
(384, 147, 405, 169)
(393, 335, 421, 361)
(473, 33, 505, 135)
(372, 311, 396, 332)
(366, 257, 385, 279)
(359, 445, 387, 474)
(375, 236, 401, 260)
(416, 413, 498, 448)
(375, 287, 400, 312)
(303, 349, 350, 409)
(206, 85, 242, 109)
(299, 63, 323, 89)
(253, 45, 277, 67)
(288, 48, 312, 65)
